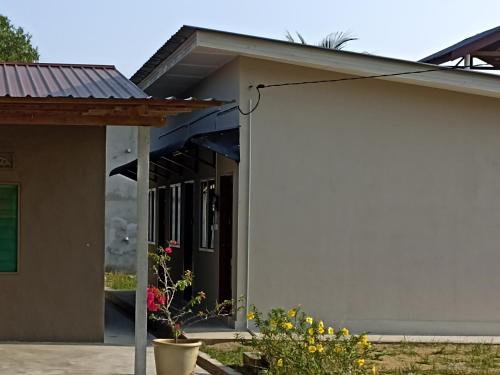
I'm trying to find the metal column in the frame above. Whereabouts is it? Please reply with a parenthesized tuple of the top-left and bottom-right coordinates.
(135, 125, 150, 375)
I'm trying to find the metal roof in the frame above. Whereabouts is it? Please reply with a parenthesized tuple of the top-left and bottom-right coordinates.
(110, 104, 239, 180)
(0, 62, 147, 99)
(131, 26, 199, 85)
(420, 26, 500, 67)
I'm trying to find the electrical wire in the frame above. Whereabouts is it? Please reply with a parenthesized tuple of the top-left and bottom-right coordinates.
(236, 58, 495, 116)
(237, 84, 263, 116)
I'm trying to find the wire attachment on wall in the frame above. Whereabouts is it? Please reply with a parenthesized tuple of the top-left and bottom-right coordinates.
(237, 84, 264, 116)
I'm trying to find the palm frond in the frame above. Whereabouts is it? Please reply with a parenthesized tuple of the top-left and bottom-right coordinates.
(296, 32, 307, 45)
(285, 31, 307, 44)
(285, 30, 295, 43)
(319, 31, 357, 50)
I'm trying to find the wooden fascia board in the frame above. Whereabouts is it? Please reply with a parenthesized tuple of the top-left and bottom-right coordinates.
(0, 113, 166, 126)
(195, 30, 500, 100)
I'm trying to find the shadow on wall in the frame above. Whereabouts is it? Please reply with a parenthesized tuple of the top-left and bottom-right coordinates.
(106, 217, 137, 273)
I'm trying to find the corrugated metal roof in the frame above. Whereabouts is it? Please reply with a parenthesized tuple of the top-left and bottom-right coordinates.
(131, 26, 199, 85)
(0, 63, 148, 99)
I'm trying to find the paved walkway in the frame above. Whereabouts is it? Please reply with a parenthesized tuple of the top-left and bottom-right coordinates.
(0, 300, 209, 374)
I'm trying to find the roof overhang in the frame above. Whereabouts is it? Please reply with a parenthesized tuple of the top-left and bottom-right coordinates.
(420, 26, 500, 68)
(135, 26, 500, 100)
(0, 96, 223, 127)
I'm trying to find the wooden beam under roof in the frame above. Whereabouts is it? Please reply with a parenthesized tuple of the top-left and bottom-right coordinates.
(0, 97, 224, 127)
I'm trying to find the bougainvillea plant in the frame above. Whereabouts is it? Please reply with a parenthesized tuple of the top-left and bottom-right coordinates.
(148, 240, 235, 341)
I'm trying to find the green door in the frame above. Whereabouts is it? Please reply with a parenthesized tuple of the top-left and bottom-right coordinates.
(0, 185, 18, 272)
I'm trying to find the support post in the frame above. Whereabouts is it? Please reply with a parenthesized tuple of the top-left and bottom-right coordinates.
(464, 54, 472, 69)
(135, 125, 150, 375)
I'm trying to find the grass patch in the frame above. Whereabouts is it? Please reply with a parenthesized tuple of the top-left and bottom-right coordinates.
(105, 272, 136, 290)
(202, 341, 500, 374)
(201, 342, 254, 375)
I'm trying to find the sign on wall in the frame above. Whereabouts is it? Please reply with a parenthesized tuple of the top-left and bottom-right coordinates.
(0, 153, 14, 169)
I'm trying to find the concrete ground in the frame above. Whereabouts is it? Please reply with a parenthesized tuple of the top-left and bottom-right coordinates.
(0, 300, 209, 375)
(106, 290, 251, 344)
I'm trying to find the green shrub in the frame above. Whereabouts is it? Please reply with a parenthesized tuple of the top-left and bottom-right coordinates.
(247, 306, 376, 375)
(105, 272, 136, 290)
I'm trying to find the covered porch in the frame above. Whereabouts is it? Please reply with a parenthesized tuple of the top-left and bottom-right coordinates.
(0, 62, 221, 375)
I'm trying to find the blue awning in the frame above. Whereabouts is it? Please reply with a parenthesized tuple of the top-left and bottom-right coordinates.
(110, 104, 239, 180)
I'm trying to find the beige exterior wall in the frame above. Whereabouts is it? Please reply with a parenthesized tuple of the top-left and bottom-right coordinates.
(239, 57, 500, 335)
(0, 125, 105, 341)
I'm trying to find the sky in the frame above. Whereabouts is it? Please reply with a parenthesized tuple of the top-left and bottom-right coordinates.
(2, 0, 500, 77)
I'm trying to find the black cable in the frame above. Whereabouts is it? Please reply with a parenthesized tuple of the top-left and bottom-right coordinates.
(261, 58, 467, 89)
(237, 85, 263, 116)
(236, 58, 493, 116)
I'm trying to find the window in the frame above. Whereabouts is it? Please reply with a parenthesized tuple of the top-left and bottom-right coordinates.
(169, 183, 181, 244)
(0, 184, 18, 272)
(148, 188, 156, 243)
(200, 180, 216, 249)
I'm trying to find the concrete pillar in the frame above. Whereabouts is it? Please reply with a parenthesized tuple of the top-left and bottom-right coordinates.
(135, 125, 150, 375)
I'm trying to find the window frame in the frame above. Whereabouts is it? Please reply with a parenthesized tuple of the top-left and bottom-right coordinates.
(0, 182, 20, 274)
(169, 183, 182, 247)
(199, 178, 216, 251)
(147, 188, 157, 244)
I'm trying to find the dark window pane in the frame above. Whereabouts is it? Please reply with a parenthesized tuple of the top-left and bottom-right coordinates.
(0, 185, 18, 272)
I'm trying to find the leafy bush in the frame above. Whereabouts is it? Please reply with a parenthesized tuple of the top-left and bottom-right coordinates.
(247, 306, 376, 374)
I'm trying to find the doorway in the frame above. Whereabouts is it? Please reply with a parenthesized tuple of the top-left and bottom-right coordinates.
(218, 175, 233, 303)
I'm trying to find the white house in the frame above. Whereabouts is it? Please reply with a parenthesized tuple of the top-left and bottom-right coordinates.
(112, 26, 500, 335)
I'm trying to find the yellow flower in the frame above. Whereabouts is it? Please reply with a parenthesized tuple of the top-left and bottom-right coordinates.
(308, 337, 315, 345)
(247, 312, 255, 320)
(282, 322, 293, 330)
(335, 345, 345, 354)
(307, 328, 314, 336)
(358, 335, 371, 348)
(306, 316, 313, 325)
(317, 343, 324, 353)
(328, 327, 334, 335)
(341, 327, 349, 337)
(308, 345, 317, 353)
(277, 358, 283, 367)
(371, 365, 377, 374)
(357, 359, 365, 367)
(318, 320, 324, 328)
(270, 320, 277, 329)
(287, 309, 297, 318)
(317, 326, 325, 335)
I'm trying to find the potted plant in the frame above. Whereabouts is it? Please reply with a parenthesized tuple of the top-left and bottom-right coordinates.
(148, 241, 234, 375)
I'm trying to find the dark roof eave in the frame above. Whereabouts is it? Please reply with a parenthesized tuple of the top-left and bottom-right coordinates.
(420, 26, 500, 64)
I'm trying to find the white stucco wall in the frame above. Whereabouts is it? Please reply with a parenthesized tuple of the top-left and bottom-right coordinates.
(239, 56, 500, 335)
(105, 126, 138, 272)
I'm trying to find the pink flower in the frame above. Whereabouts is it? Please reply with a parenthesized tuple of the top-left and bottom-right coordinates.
(157, 293, 166, 305)
(170, 240, 177, 246)
(165, 247, 173, 254)
(147, 286, 166, 312)
(147, 300, 159, 312)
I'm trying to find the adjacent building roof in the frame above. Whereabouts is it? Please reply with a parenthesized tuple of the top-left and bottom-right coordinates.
(0, 62, 224, 127)
(420, 26, 500, 68)
(132, 25, 500, 100)
(0, 62, 147, 99)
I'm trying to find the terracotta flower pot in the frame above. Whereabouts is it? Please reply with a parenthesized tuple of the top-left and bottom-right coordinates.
(153, 338, 202, 375)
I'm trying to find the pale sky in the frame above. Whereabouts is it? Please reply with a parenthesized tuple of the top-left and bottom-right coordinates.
(3, 0, 500, 77)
